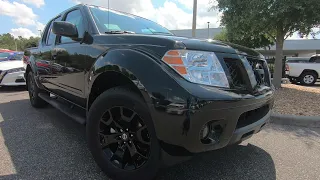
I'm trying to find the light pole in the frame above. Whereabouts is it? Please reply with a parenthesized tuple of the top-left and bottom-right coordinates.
(14, 39, 17, 51)
(207, 22, 210, 39)
(192, 0, 197, 37)
(38, 30, 42, 37)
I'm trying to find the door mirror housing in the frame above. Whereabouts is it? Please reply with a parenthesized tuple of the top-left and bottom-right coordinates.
(52, 21, 78, 39)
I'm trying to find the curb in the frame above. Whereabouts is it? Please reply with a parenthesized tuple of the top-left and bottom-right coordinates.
(270, 113, 320, 128)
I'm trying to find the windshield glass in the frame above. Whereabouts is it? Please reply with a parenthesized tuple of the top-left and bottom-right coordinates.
(0, 53, 10, 58)
(89, 6, 173, 35)
(11, 54, 24, 60)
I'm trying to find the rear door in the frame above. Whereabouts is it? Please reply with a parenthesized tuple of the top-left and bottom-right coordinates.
(50, 8, 88, 107)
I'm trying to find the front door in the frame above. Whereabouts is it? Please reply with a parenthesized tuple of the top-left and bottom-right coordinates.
(50, 8, 88, 107)
(35, 16, 62, 90)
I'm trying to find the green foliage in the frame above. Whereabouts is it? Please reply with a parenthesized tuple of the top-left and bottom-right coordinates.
(216, 0, 320, 40)
(0, 33, 40, 51)
(213, 28, 274, 49)
(213, 28, 228, 42)
(214, 0, 320, 88)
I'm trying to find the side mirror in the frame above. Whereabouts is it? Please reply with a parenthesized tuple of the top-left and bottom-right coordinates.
(52, 21, 78, 39)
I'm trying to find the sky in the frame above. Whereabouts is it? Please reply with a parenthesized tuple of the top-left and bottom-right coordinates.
(0, 0, 317, 39)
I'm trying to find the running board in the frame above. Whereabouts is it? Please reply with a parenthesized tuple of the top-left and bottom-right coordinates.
(38, 93, 86, 125)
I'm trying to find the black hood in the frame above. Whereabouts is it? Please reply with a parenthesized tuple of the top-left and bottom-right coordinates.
(161, 35, 261, 58)
(95, 34, 261, 58)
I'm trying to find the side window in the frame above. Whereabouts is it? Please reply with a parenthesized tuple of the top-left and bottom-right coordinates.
(315, 57, 320, 63)
(45, 16, 62, 46)
(60, 10, 85, 43)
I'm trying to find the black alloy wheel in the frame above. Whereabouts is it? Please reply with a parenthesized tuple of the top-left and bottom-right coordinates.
(99, 106, 151, 170)
(28, 72, 36, 100)
(86, 87, 160, 180)
(27, 72, 47, 108)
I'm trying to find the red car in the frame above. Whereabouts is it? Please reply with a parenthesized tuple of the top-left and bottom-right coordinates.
(0, 49, 13, 53)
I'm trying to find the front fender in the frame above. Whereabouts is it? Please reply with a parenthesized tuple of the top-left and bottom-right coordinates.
(88, 48, 193, 145)
(25, 55, 45, 89)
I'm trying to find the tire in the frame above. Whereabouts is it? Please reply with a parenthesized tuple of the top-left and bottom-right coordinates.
(289, 77, 297, 84)
(27, 72, 48, 108)
(86, 87, 160, 180)
(299, 72, 317, 86)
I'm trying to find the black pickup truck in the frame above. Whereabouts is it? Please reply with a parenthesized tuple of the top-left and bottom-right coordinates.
(25, 4, 274, 180)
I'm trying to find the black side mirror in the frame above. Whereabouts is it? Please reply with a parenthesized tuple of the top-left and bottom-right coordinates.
(52, 21, 78, 39)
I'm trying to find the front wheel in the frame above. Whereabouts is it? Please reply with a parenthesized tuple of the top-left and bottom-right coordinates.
(27, 72, 48, 108)
(300, 72, 317, 86)
(86, 87, 160, 180)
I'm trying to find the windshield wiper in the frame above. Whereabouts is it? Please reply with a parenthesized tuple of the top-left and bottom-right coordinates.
(151, 32, 173, 35)
(105, 30, 136, 34)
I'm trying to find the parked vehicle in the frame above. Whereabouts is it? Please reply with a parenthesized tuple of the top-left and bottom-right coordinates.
(286, 54, 320, 85)
(0, 49, 13, 53)
(0, 51, 24, 61)
(25, 4, 274, 180)
(0, 59, 26, 86)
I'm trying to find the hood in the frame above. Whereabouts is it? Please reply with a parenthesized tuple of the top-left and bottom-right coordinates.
(0, 60, 24, 71)
(96, 34, 261, 58)
(162, 36, 260, 57)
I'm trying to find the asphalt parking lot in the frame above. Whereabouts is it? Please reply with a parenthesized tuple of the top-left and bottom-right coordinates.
(0, 87, 319, 180)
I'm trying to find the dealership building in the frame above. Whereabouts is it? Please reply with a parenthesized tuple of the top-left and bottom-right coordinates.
(171, 28, 320, 58)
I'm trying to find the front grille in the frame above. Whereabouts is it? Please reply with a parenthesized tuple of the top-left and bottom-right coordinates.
(247, 58, 270, 86)
(224, 58, 247, 89)
(236, 104, 270, 129)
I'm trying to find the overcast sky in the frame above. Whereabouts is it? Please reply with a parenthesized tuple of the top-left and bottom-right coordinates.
(0, 0, 316, 39)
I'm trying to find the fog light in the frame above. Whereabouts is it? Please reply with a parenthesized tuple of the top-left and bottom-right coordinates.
(201, 124, 210, 139)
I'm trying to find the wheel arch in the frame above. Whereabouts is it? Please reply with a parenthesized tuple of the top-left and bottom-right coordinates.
(300, 69, 319, 79)
(87, 70, 152, 112)
(25, 64, 32, 89)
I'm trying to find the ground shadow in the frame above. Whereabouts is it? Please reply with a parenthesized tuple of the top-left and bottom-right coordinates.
(0, 99, 108, 179)
(0, 99, 276, 179)
(158, 144, 276, 180)
(0, 86, 26, 92)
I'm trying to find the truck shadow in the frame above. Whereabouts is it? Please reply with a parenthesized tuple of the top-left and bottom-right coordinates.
(0, 99, 275, 180)
(158, 144, 276, 180)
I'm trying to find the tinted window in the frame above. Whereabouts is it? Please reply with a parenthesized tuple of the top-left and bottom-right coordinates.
(309, 56, 320, 63)
(46, 16, 62, 46)
(60, 10, 85, 43)
(89, 6, 172, 35)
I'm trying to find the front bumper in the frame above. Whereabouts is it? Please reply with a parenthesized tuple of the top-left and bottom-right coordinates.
(149, 87, 274, 154)
(0, 70, 26, 86)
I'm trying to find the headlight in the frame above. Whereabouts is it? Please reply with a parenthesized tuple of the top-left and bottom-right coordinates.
(162, 50, 229, 88)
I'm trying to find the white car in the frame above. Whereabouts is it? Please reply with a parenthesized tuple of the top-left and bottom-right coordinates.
(0, 60, 26, 86)
(286, 55, 320, 85)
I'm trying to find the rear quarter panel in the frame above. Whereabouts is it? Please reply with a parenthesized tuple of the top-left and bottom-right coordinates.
(287, 63, 320, 77)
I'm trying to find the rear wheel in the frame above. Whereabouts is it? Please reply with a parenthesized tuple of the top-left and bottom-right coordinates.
(86, 87, 160, 180)
(27, 72, 48, 108)
(300, 72, 317, 86)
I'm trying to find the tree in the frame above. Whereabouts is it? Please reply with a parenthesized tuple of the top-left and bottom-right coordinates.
(0, 33, 40, 51)
(214, 28, 274, 49)
(214, 0, 320, 88)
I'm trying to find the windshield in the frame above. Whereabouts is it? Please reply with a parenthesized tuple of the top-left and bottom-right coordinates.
(11, 54, 24, 60)
(0, 53, 10, 58)
(89, 6, 173, 35)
